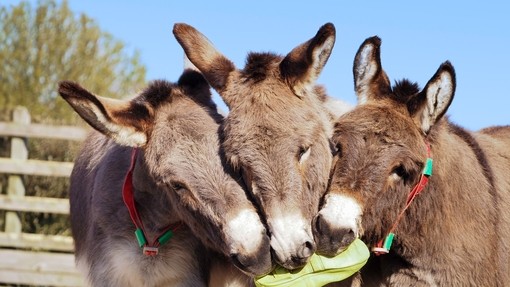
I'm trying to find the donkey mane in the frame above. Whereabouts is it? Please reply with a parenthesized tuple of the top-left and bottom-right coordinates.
(133, 79, 175, 108)
(481, 125, 510, 135)
(112, 80, 178, 129)
(242, 52, 282, 83)
(134, 71, 213, 109)
(447, 122, 496, 191)
(178, 70, 217, 108)
(128, 72, 221, 126)
(391, 79, 420, 102)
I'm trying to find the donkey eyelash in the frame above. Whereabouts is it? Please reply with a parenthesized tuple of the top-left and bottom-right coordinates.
(170, 181, 187, 191)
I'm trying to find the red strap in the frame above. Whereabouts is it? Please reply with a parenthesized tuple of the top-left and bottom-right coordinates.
(405, 142, 431, 207)
(122, 148, 144, 230)
(406, 175, 429, 205)
(121, 148, 182, 250)
(374, 142, 432, 255)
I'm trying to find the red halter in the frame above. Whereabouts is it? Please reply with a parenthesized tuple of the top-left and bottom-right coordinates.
(372, 142, 433, 255)
(122, 148, 182, 256)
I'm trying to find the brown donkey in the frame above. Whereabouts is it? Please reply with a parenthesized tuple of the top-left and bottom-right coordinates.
(59, 68, 272, 286)
(314, 36, 510, 285)
(173, 23, 351, 270)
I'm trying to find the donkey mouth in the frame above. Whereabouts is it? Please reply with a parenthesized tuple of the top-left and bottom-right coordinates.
(270, 242, 315, 270)
(276, 256, 309, 270)
(316, 242, 349, 257)
(314, 229, 357, 257)
(230, 252, 274, 276)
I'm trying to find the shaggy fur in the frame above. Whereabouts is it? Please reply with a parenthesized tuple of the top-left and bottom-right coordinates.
(317, 36, 510, 286)
(173, 22, 352, 270)
(59, 70, 272, 286)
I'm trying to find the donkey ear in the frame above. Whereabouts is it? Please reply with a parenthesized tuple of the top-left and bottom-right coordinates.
(280, 23, 336, 98)
(353, 36, 391, 104)
(183, 53, 199, 72)
(177, 68, 215, 109)
(173, 23, 236, 105)
(409, 61, 456, 134)
(58, 81, 150, 147)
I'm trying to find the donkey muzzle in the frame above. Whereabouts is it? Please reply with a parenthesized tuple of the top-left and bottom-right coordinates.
(313, 213, 357, 257)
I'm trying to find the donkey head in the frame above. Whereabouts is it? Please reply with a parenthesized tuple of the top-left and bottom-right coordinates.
(313, 36, 456, 256)
(173, 23, 336, 269)
(58, 69, 272, 276)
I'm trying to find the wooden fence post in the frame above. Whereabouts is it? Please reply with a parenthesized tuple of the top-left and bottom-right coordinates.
(5, 107, 30, 234)
(0, 107, 86, 286)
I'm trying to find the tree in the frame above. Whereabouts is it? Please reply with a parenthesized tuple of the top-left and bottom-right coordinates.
(0, 0, 147, 123)
(0, 0, 147, 236)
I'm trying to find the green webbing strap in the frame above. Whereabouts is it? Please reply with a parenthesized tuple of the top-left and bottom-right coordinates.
(157, 230, 174, 245)
(423, 158, 433, 176)
(135, 228, 147, 247)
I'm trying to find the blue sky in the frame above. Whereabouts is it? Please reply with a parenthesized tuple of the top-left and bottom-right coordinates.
(4, 0, 509, 130)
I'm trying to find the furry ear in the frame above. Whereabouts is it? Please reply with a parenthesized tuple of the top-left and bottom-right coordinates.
(352, 36, 391, 104)
(58, 81, 150, 147)
(408, 61, 456, 134)
(173, 23, 236, 108)
(177, 69, 215, 109)
(279, 23, 336, 98)
(183, 53, 200, 72)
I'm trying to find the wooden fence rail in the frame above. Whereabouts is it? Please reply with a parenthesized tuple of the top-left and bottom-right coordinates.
(0, 106, 88, 286)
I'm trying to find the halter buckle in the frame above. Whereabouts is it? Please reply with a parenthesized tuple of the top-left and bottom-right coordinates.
(143, 246, 159, 256)
(372, 232, 394, 255)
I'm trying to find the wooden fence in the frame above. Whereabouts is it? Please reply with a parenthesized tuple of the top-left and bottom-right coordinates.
(0, 106, 88, 286)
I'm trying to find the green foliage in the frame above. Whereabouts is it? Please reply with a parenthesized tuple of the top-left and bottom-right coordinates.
(0, 0, 148, 237)
(0, 0, 147, 124)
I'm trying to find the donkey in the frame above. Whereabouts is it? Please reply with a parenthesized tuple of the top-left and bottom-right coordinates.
(173, 22, 352, 270)
(58, 68, 272, 286)
(313, 36, 510, 286)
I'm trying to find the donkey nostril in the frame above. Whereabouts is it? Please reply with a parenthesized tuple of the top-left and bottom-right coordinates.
(301, 240, 315, 258)
(305, 240, 314, 250)
(340, 228, 356, 245)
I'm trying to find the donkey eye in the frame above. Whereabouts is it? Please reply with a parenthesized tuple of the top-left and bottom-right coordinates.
(298, 146, 311, 163)
(334, 143, 343, 157)
(171, 181, 187, 191)
(390, 165, 407, 180)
